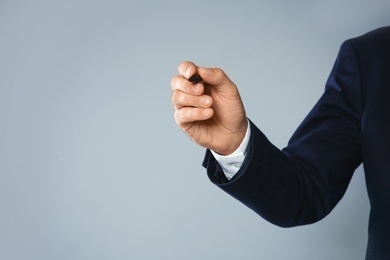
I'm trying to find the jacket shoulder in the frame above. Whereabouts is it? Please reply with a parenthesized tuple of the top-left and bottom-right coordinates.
(349, 26, 390, 51)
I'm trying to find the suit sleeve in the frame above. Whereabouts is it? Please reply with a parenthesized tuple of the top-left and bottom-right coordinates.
(203, 40, 363, 227)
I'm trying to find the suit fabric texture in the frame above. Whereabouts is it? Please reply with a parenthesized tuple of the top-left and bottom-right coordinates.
(203, 27, 390, 260)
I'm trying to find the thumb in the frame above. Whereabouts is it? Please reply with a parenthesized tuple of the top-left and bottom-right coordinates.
(197, 66, 231, 87)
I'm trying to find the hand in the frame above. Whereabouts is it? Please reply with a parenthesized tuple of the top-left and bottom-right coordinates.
(171, 61, 248, 155)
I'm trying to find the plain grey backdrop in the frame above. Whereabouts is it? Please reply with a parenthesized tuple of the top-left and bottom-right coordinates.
(1, 1, 390, 259)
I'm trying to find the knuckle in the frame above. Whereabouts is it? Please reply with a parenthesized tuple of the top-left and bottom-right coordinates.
(191, 108, 200, 119)
(173, 91, 186, 105)
(174, 110, 183, 124)
(181, 108, 192, 123)
(171, 91, 179, 104)
(170, 77, 176, 89)
(214, 68, 225, 78)
(176, 108, 186, 122)
(171, 76, 192, 93)
(178, 92, 186, 104)
(177, 107, 197, 123)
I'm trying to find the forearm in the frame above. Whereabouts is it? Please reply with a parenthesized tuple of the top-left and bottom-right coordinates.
(204, 120, 360, 227)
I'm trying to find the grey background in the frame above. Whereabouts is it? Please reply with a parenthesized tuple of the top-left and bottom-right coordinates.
(1, 1, 389, 259)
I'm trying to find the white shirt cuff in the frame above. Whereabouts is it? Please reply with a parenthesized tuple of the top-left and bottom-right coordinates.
(210, 120, 251, 180)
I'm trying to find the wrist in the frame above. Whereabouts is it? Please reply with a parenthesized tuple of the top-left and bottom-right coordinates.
(215, 119, 249, 155)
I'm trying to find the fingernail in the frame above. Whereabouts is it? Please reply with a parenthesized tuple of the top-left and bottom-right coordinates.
(200, 97, 210, 106)
(202, 108, 212, 116)
(192, 84, 201, 94)
(185, 66, 194, 77)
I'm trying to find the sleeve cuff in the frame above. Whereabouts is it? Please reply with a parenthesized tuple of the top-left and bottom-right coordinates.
(210, 119, 251, 180)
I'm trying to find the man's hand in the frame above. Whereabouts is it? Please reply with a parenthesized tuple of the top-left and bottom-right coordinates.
(171, 61, 248, 155)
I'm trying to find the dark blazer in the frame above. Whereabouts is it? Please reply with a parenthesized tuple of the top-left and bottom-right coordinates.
(203, 26, 390, 260)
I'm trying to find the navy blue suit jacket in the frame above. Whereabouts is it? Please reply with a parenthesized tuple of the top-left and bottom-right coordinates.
(203, 27, 390, 260)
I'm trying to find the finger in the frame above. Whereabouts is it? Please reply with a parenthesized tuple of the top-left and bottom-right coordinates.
(178, 61, 198, 79)
(197, 67, 232, 87)
(171, 75, 204, 95)
(177, 62, 231, 86)
(174, 107, 214, 126)
(172, 91, 213, 109)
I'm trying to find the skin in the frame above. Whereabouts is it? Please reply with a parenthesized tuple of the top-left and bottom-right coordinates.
(171, 61, 248, 155)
